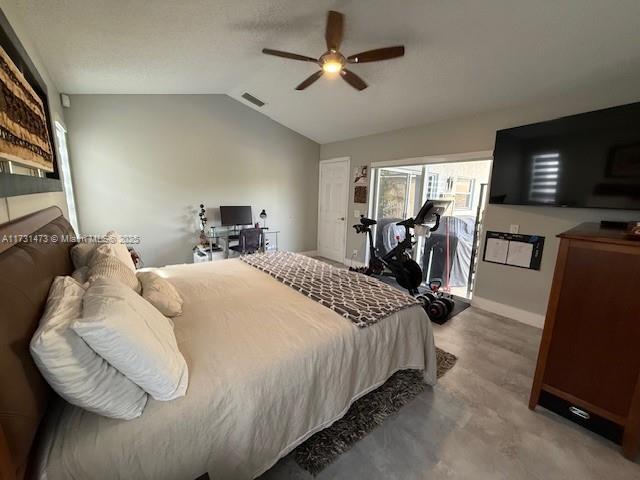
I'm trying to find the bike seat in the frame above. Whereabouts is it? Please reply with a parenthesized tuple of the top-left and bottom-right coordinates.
(360, 217, 377, 226)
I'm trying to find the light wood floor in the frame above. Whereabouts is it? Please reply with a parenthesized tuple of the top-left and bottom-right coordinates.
(259, 306, 640, 479)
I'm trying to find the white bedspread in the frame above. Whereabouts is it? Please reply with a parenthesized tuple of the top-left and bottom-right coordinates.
(36, 259, 436, 480)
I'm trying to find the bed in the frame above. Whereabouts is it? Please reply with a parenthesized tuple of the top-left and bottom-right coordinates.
(0, 207, 437, 480)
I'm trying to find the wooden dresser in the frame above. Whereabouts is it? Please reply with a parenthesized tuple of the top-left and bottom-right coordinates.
(529, 222, 640, 460)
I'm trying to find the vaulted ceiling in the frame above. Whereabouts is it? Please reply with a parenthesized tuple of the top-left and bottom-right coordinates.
(9, 0, 640, 143)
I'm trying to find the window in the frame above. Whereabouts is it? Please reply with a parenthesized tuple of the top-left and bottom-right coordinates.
(425, 173, 440, 199)
(454, 176, 475, 209)
(376, 169, 410, 219)
(54, 122, 79, 233)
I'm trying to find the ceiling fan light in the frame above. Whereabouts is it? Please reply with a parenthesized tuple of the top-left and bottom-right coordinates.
(322, 61, 342, 73)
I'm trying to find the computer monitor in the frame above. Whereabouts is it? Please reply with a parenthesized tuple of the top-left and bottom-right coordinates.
(220, 206, 253, 226)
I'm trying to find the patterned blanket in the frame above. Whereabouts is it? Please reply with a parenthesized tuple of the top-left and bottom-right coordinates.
(240, 251, 421, 328)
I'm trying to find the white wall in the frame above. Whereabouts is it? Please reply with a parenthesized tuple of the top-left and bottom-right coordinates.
(0, 1, 69, 222)
(65, 94, 320, 267)
(321, 81, 640, 327)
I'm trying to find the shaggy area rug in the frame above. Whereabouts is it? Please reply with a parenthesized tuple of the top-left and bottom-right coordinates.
(292, 347, 457, 475)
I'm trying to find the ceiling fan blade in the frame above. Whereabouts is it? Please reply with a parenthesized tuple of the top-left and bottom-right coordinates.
(347, 46, 405, 63)
(325, 10, 344, 51)
(340, 69, 368, 91)
(295, 71, 324, 90)
(262, 48, 318, 63)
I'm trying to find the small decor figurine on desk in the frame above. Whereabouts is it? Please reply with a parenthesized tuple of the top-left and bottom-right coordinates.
(198, 203, 208, 246)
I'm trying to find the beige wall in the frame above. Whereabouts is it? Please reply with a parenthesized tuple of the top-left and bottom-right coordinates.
(66, 94, 320, 267)
(0, 1, 69, 222)
(473, 205, 637, 326)
(321, 82, 640, 326)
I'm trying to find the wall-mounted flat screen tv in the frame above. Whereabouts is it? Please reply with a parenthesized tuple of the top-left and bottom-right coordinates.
(490, 102, 640, 210)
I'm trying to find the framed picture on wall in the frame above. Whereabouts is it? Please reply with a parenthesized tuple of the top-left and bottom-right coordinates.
(354, 185, 367, 204)
(0, 9, 61, 198)
(353, 165, 367, 185)
(353, 165, 368, 204)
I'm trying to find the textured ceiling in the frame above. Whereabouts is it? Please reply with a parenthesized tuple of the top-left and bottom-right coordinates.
(9, 0, 640, 143)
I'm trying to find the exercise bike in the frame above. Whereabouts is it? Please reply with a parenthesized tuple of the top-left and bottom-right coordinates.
(351, 200, 456, 323)
(351, 200, 441, 295)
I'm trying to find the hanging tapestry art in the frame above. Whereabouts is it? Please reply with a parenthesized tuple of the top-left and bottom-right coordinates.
(0, 44, 53, 171)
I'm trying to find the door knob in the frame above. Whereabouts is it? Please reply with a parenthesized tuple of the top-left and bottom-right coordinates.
(338, 217, 345, 221)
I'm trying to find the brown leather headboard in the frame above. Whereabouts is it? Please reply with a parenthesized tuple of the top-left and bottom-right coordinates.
(0, 207, 75, 480)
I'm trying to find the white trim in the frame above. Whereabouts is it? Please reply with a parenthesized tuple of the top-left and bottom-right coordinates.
(362, 167, 379, 265)
(319, 156, 351, 165)
(370, 150, 494, 169)
(471, 296, 545, 329)
(317, 157, 350, 263)
(298, 250, 319, 257)
(54, 121, 79, 234)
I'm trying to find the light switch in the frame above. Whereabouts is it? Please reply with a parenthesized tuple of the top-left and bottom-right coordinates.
(509, 224, 520, 234)
(354, 209, 361, 218)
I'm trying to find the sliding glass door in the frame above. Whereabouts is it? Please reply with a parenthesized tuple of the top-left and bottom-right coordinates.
(373, 166, 424, 221)
(370, 159, 492, 300)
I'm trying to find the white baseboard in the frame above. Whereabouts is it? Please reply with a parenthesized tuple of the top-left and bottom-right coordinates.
(298, 250, 319, 256)
(471, 296, 545, 329)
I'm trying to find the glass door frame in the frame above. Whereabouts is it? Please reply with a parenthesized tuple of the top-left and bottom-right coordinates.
(370, 166, 426, 227)
(367, 150, 493, 299)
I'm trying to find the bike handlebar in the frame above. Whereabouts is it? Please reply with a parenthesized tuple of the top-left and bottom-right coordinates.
(430, 213, 441, 232)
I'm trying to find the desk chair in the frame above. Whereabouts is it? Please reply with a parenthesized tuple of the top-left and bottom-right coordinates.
(229, 228, 262, 255)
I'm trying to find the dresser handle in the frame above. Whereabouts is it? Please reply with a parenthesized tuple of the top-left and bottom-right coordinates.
(569, 406, 590, 420)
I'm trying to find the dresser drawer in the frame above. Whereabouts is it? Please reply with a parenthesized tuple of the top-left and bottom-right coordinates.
(539, 390, 623, 444)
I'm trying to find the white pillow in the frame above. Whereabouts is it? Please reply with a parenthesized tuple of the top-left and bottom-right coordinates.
(138, 271, 183, 317)
(104, 230, 136, 272)
(72, 279, 189, 401)
(89, 246, 141, 293)
(30, 276, 148, 420)
(70, 230, 135, 272)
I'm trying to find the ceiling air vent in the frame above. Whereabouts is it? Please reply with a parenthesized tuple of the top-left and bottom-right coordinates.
(241, 92, 265, 107)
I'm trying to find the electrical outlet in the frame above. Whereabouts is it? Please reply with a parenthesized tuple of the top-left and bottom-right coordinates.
(352, 249, 358, 257)
(509, 224, 520, 234)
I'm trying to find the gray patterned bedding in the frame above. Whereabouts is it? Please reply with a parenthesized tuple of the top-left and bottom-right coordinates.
(241, 251, 420, 327)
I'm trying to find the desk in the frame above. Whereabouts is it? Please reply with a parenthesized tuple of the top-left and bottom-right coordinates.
(207, 228, 280, 259)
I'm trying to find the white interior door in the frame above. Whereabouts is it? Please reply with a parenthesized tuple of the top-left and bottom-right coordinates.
(318, 158, 349, 263)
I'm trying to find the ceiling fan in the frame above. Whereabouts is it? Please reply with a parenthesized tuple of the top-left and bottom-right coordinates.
(262, 10, 404, 91)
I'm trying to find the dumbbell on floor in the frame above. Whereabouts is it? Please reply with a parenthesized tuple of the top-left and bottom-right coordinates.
(416, 291, 455, 324)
